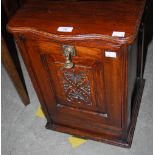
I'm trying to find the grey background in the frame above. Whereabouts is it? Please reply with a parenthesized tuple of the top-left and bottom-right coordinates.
(2, 42, 152, 155)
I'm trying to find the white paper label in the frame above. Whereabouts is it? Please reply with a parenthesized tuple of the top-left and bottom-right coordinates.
(112, 31, 125, 37)
(57, 27, 73, 32)
(105, 51, 116, 58)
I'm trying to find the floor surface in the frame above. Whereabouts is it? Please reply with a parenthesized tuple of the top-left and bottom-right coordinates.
(2, 42, 153, 155)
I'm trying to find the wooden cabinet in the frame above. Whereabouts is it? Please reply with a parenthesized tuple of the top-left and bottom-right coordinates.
(7, 0, 146, 148)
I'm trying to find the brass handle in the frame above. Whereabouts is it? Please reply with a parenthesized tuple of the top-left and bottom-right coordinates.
(63, 45, 76, 69)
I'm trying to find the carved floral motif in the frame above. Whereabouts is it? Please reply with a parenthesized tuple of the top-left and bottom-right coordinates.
(62, 70, 91, 104)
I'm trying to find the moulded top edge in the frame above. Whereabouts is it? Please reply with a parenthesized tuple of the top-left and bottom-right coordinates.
(7, 0, 146, 45)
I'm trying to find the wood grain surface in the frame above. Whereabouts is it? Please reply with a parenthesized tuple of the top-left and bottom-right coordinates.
(7, 0, 145, 44)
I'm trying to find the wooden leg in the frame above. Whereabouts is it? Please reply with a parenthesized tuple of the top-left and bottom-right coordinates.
(2, 36, 30, 106)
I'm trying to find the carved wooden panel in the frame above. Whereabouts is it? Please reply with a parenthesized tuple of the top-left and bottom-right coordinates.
(39, 42, 107, 113)
(63, 69, 91, 105)
(46, 62, 97, 111)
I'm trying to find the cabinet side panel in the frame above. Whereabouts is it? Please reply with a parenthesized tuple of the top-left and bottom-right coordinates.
(128, 38, 138, 126)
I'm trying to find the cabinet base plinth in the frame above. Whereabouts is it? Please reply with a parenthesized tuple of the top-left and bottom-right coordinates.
(45, 78, 145, 148)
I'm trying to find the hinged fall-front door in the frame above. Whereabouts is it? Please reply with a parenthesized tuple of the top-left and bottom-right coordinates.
(41, 42, 106, 114)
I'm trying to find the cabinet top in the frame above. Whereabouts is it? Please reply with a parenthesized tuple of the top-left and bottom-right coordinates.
(8, 0, 145, 44)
